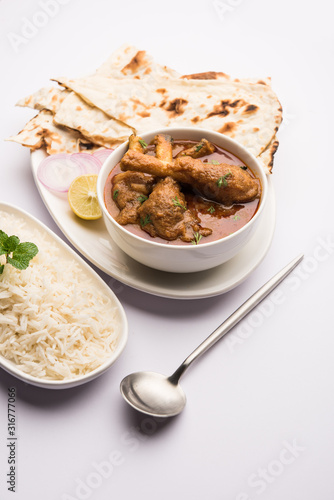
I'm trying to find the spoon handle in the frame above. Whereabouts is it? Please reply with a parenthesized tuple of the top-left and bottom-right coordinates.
(170, 254, 303, 383)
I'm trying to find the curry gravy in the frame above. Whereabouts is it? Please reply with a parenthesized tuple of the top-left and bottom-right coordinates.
(104, 140, 261, 245)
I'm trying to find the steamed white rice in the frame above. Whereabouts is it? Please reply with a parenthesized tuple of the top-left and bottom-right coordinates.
(0, 210, 121, 380)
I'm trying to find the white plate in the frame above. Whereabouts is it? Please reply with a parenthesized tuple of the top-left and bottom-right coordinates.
(31, 150, 276, 299)
(0, 202, 128, 389)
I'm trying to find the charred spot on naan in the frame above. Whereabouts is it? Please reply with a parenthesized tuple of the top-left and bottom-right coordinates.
(207, 101, 230, 118)
(208, 100, 259, 119)
(181, 71, 229, 80)
(243, 104, 259, 114)
(138, 111, 151, 118)
(229, 99, 244, 109)
(130, 97, 148, 112)
(259, 138, 279, 173)
(207, 99, 244, 118)
(160, 98, 188, 116)
(218, 122, 237, 135)
(121, 50, 148, 75)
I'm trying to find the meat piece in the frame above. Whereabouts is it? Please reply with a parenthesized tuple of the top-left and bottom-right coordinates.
(174, 156, 260, 205)
(112, 171, 156, 225)
(176, 138, 215, 159)
(120, 150, 260, 205)
(128, 134, 146, 153)
(137, 177, 211, 242)
(154, 134, 173, 162)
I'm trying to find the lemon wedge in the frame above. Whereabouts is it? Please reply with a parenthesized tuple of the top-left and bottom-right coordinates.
(68, 174, 102, 220)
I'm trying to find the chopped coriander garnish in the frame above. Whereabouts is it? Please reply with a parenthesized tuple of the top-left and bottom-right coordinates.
(216, 171, 232, 188)
(207, 205, 215, 214)
(233, 215, 241, 221)
(195, 143, 204, 152)
(239, 165, 247, 170)
(138, 139, 147, 149)
(140, 214, 151, 227)
(191, 232, 203, 245)
(137, 195, 148, 204)
(172, 196, 186, 210)
(0, 230, 38, 275)
(210, 160, 220, 165)
(113, 189, 119, 200)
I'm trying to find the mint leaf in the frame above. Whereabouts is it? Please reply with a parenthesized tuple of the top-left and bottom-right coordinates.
(8, 242, 38, 270)
(0, 230, 8, 245)
(3, 235, 20, 253)
(0, 230, 38, 275)
(14, 242, 38, 260)
(0, 230, 9, 255)
(7, 255, 31, 270)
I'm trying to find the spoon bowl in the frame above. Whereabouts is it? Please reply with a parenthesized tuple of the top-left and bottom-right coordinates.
(120, 371, 186, 417)
(120, 254, 303, 418)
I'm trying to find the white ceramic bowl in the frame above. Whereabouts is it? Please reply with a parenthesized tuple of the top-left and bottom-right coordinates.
(97, 128, 268, 273)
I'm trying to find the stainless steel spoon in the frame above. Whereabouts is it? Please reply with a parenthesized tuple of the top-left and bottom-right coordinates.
(120, 254, 303, 418)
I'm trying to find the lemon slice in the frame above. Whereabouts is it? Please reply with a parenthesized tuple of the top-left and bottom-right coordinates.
(68, 174, 102, 220)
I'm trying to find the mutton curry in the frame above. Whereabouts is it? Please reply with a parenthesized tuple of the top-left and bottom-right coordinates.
(104, 134, 261, 245)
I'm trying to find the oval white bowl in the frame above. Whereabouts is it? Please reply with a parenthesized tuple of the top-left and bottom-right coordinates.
(98, 127, 268, 273)
(0, 202, 128, 389)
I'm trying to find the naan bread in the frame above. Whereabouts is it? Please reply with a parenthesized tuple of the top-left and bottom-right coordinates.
(6, 110, 96, 155)
(16, 87, 70, 114)
(94, 43, 180, 80)
(15, 86, 130, 148)
(7, 111, 51, 150)
(16, 45, 177, 149)
(9, 44, 282, 172)
(54, 73, 281, 165)
(51, 44, 180, 147)
(53, 92, 133, 148)
(257, 136, 279, 172)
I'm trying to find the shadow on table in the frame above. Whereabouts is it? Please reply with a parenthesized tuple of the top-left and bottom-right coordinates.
(0, 367, 103, 409)
(118, 397, 183, 438)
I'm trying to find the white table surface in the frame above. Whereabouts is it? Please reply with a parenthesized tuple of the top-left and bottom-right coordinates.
(1, 0, 334, 499)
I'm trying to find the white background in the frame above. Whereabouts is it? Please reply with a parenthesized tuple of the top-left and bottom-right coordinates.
(1, 0, 334, 499)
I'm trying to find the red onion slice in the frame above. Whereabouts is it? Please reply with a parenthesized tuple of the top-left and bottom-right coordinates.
(71, 153, 102, 174)
(37, 154, 85, 193)
(92, 148, 114, 164)
(36, 152, 109, 192)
